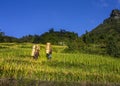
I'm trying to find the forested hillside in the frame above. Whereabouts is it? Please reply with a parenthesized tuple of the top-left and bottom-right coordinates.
(0, 30, 18, 42)
(82, 9, 120, 44)
(0, 9, 120, 57)
(81, 9, 120, 57)
(19, 29, 78, 45)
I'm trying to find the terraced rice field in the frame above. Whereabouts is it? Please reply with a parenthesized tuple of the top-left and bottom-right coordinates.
(0, 43, 120, 85)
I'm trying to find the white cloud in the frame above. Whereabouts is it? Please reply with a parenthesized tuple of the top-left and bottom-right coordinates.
(92, 0, 120, 8)
(92, 0, 109, 8)
(115, 0, 120, 8)
(118, 0, 120, 4)
(100, 0, 109, 7)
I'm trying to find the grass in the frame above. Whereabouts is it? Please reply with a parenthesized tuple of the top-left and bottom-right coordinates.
(0, 43, 120, 85)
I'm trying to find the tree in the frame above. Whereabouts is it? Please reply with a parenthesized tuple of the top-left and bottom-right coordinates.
(82, 30, 91, 44)
(0, 29, 5, 42)
(106, 36, 120, 57)
(49, 28, 54, 33)
(0, 29, 5, 36)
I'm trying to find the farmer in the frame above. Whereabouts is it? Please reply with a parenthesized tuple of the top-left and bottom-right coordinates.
(46, 42, 52, 59)
(31, 44, 40, 59)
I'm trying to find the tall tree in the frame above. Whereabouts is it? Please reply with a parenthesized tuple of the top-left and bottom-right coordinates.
(106, 36, 120, 57)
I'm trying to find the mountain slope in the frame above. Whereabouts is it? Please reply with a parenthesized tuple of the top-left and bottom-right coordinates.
(87, 9, 120, 43)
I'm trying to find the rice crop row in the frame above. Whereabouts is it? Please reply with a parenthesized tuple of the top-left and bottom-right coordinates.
(0, 43, 120, 84)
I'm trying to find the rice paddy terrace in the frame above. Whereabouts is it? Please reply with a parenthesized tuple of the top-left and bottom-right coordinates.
(0, 43, 120, 86)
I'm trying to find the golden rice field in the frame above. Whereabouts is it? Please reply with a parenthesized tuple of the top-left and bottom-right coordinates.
(0, 43, 120, 85)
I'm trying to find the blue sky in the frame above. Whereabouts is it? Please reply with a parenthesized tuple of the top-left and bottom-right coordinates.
(0, 0, 120, 38)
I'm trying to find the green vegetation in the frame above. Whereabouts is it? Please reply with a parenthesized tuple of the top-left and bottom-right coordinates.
(0, 43, 120, 85)
(0, 9, 120, 85)
(19, 29, 78, 45)
(80, 9, 120, 57)
(1, 9, 120, 58)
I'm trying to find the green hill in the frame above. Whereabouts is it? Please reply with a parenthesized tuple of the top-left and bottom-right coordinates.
(87, 9, 120, 43)
(80, 9, 120, 57)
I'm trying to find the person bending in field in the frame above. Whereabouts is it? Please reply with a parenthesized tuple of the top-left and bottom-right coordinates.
(31, 44, 40, 60)
(46, 42, 52, 59)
